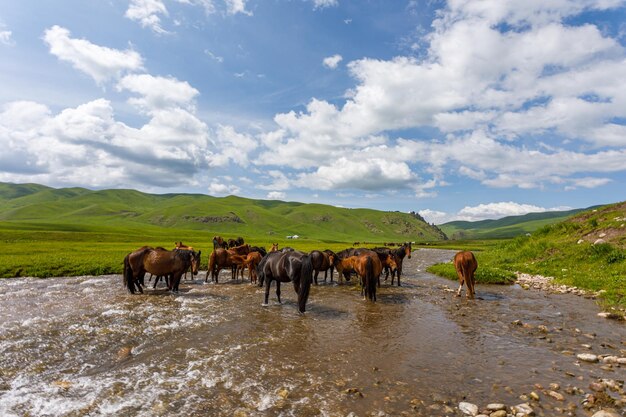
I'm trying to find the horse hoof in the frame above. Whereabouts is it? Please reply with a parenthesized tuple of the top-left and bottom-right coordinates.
(261, 303, 269, 307)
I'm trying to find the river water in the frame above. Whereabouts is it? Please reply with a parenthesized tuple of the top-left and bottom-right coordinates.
(0, 249, 624, 416)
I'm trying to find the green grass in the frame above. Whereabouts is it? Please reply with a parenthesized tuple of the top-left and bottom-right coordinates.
(428, 202, 626, 312)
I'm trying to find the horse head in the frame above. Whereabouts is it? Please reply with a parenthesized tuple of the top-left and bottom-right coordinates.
(191, 250, 202, 275)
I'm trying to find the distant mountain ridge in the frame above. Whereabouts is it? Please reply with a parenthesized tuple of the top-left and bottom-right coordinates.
(439, 206, 601, 239)
(0, 182, 445, 242)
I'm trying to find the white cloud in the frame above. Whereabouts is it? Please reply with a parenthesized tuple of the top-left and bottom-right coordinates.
(418, 209, 449, 225)
(224, 0, 252, 15)
(312, 0, 339, 9)
(208, 179, 241, 195)
(255, 0, 626, 195)
(564, 177, 612, 190)
(125, 0, 170, 34)
(323, 54, 343, 69)
(296, 157, 417, 191)
(117, 74, 199, 112)
(266, 191, 286, 200)
(207, 125, 258, 167)
(257, 170, 291, 191)
(0, 29, 13, 46)
(0, 91, 213, 189)
(43, 26, 144, 84)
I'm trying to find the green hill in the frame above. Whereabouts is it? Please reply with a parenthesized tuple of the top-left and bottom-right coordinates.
(439, 207, 598, 239)
(0, 182, 445, 243)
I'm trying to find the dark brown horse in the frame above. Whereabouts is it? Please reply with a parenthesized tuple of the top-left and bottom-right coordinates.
(334, 249, 381, 301)
(310, 250, 335, 285)
(454, 250, 478, 299)
(257, 250, 313, 314)
(123, 246, 201, 293)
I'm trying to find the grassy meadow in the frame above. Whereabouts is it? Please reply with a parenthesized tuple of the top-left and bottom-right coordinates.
(0, 182, 445, 278)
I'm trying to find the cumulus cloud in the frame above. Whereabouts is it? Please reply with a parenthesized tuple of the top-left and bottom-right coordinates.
(43, 25, 143, 84)
(323, 54, 343, 69)
(296, 157, 417, 191)
(266, 191, 286, 200)
(117, 74, 199, 112)
(208, 179, 241, 195)
(256, 0, 626, 196)
(207, 125, 258, 167)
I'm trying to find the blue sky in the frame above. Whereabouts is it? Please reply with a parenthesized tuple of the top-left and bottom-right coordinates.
(0, 0, 625, 223)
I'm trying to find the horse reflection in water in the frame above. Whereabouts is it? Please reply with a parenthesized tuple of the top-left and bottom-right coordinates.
(257, 250, 313, 313)
(123, 246, 201, 294)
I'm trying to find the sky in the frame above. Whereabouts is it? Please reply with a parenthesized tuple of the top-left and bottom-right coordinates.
(0, 0, 625, 224)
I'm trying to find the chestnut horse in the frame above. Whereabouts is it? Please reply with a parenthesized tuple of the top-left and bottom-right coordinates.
(257, 250, 313, 314)
(207, 244, 251, 283)
(123, 246, 201, 293)
(333, 249, 381, 301)
(454, 250, 478, 299)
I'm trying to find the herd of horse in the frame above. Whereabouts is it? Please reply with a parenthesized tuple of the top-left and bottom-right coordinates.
(122, 237, 478, 314)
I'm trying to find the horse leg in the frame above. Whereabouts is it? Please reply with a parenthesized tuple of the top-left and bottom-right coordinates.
(153, 275, 159, 289)
(263, 278, 271, 306)
(314, 270, 319, 285)
(136, 272, 145, 293)
(397, 267, 402, 287)
(276, 281, 282, 304)
(467, 270, 476, 299)
(456, 266, 465, 297)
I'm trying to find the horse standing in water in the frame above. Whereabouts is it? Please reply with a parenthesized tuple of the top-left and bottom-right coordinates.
(454, 250, 478, 299)
(333, 249, 381, 301)
(257, 250, 313, 314)
(124, 246, 201, 293)
(309, 250, 335, 285)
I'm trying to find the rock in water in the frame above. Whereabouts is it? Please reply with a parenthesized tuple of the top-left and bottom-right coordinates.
(577, 353, 599, 362)
(459, 401, 478, 416)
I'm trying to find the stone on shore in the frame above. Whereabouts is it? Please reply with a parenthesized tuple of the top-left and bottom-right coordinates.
(459, 401, 478, 416)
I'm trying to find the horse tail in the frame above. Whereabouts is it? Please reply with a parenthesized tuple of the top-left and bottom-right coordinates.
(365, 256, 376, 302)
(298, 255, 313, 313)
(123, 254, 135, 294)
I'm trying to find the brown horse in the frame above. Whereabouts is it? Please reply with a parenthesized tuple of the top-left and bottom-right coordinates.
(207, 244, 251, 283)
(238, 251, 263, 283)
(123, 246, 201, 293)
(309, 250, 335, 285)
(454, 250, 478, 299)
(257, 250, 313, 314)
(269, 243, 279, 252)
(334, 249, 381, 301)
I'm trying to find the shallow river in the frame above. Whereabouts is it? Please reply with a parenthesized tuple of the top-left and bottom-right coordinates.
(0, 249, 624, 416)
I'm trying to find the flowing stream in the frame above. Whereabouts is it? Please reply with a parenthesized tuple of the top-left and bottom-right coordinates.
(0, 249, 624, 416)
